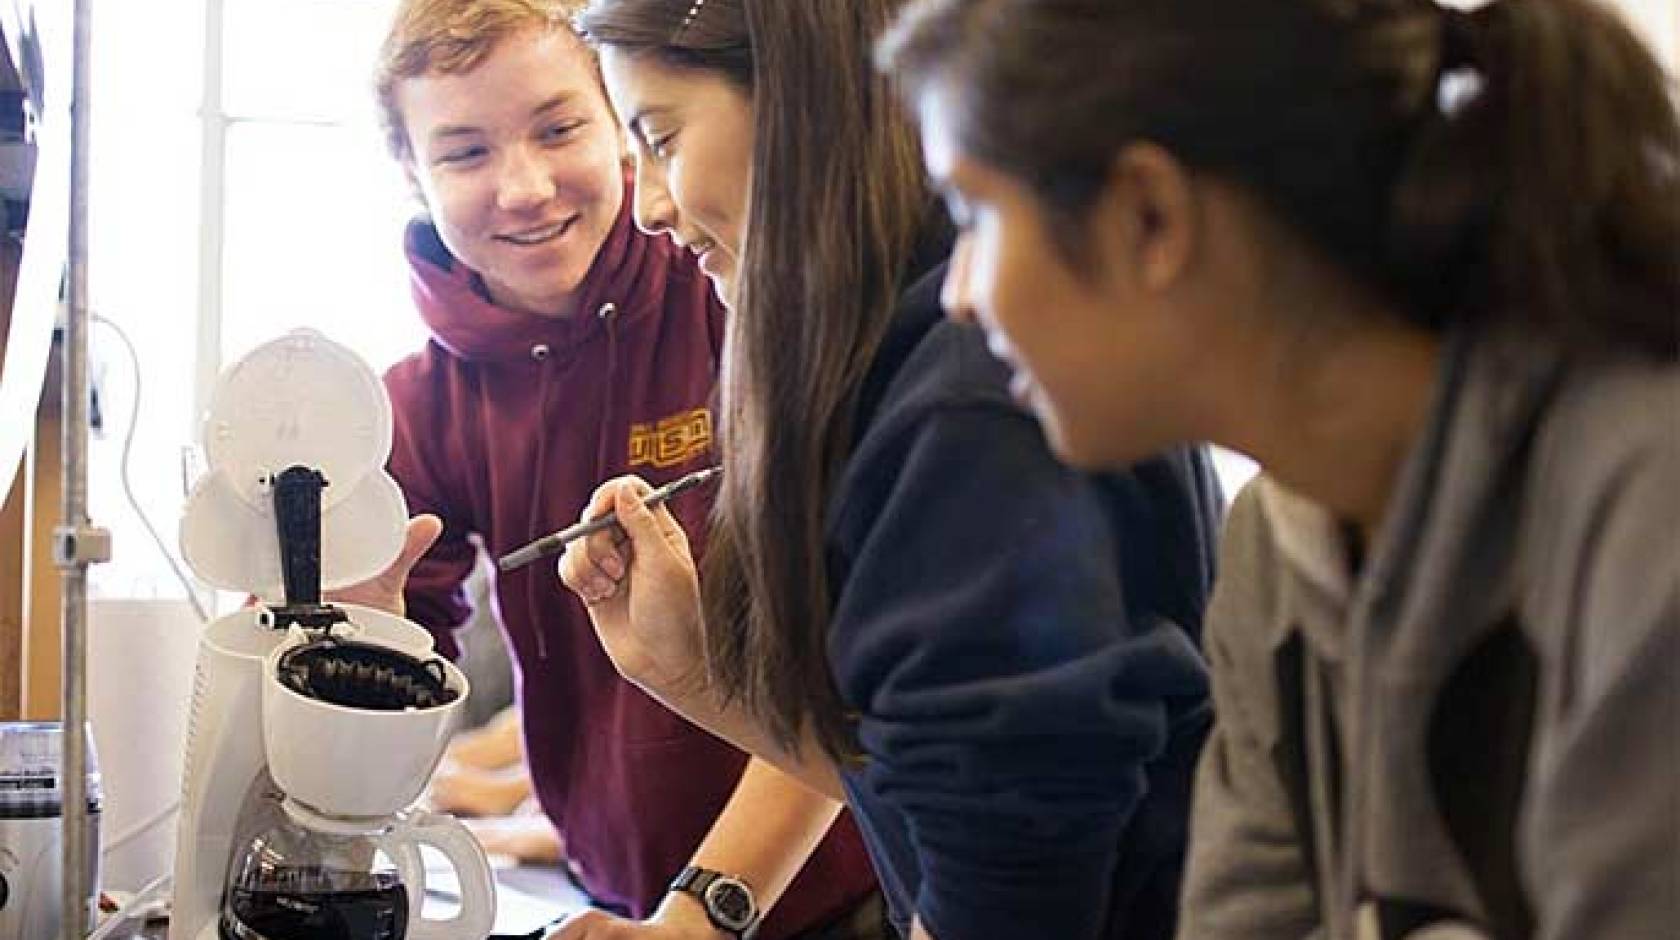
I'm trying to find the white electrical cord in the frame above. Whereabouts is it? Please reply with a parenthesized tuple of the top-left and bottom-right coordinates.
(84, 870, 172, 940)
(99, 797, 179, 855)
(90, 315, 194, 918)
(93, 314, 210, 623)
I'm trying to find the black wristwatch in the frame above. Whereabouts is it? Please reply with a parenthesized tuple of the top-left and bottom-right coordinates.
(669, 866, 761, 939)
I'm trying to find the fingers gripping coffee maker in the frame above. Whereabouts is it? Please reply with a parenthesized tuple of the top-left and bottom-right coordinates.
(169, 330, 495, 940)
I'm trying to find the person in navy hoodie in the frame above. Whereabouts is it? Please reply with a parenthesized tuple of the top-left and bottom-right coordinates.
(340, 3, 888, 939)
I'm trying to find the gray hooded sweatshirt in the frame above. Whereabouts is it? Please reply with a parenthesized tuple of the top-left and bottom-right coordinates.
(1177, 321, 1677, 940)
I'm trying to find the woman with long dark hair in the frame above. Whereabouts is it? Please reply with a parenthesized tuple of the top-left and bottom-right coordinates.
(558, 2, 1224, 938)
(879, 1, 1679, 938)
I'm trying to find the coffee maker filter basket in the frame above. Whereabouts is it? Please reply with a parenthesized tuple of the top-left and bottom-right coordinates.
(262, 626, 471, 820)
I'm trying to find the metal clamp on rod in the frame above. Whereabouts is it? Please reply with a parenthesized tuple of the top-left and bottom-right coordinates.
(51, 524, 112, 568)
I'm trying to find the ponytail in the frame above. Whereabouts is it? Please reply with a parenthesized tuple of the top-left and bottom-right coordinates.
(1388, 0, 1680, 356)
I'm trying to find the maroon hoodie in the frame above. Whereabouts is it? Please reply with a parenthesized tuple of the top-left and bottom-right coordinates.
(384, 198, 877, 932)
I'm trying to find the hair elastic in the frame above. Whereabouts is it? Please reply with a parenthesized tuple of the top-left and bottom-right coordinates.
(673, 0, 709, 41)
(1434, 5, 1486, 115)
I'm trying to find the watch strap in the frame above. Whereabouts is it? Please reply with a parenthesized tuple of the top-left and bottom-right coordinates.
(669, 865, 716, 895)
(668, 866, 760, 940)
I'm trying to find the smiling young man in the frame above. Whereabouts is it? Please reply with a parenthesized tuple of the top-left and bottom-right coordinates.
(368, 3, 884, 938)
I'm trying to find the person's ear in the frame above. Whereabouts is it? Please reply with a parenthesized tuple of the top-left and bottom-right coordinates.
(1094, 142, 1198, 294)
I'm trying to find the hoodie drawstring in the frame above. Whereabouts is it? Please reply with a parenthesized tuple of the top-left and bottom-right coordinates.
(593, 302, 620, 481)
(522, 302, 617, 663)
(526, 341, 556, 660)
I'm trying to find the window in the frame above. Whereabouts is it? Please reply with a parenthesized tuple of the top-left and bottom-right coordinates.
(216, 0, 419, 367)
(88, 0, 420, 602)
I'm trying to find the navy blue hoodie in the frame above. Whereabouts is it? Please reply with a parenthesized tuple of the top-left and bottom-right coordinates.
(826, 257, 1220, 940)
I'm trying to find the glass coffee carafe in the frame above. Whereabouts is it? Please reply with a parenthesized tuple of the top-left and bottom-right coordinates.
(219, 809, 407, 940)
(218, 797, 489, 940)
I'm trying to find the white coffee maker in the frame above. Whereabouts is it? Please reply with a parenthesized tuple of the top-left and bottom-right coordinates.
(168, 330, 495, 940)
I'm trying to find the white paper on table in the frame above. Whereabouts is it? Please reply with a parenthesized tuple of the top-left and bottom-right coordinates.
(421, 849, 589, 938)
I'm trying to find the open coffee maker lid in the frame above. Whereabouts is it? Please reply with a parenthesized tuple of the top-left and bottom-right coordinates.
(0, 722, 103, 818)
(179, 329, 408, 600)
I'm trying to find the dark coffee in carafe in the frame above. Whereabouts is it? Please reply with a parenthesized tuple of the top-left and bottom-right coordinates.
(219, 868, 408, 940)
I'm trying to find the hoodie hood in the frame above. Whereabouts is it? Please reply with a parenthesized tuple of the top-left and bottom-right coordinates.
(405, 179, 668, 363)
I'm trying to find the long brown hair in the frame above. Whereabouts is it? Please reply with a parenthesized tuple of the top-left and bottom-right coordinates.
(881, 0, 1679, 357)
(578, 0, 929, 760)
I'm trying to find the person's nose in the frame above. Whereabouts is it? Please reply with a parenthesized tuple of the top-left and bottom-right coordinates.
(496, 145, 557, 213)
(941, 235, 978, 325)
(630, 154, 678, 237)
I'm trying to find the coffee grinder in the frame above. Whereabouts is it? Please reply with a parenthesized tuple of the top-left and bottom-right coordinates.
(0, 722, 101, 939)
(168, 330, 494, 940)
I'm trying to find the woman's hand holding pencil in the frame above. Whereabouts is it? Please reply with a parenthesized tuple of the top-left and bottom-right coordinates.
(556, 474, 711, 701)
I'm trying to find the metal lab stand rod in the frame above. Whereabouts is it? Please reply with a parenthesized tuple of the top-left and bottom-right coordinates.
(59, 0, 109, 936)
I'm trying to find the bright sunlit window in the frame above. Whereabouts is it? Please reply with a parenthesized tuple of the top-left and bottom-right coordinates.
(88, 0, 422, 601)
(216, 0, 419, 367)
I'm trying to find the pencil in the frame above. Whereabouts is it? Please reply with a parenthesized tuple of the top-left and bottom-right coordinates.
(495, 465, 723, 572)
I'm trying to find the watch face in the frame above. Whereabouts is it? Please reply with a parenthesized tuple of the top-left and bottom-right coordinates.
(704, 876, 757, 932)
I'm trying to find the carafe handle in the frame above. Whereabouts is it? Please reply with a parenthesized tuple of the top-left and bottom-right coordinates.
(380, 810, 497, 940)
